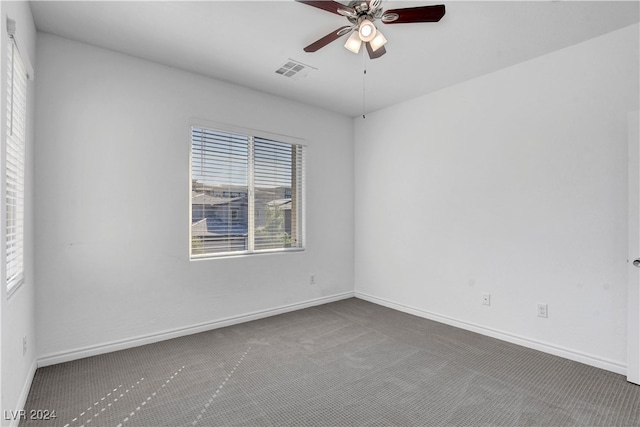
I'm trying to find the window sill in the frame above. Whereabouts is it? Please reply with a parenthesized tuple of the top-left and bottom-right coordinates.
(190, 247, 305, 261)
(7, 277, 24, 299)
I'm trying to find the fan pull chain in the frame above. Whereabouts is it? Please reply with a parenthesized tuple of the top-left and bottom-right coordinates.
(362, 68, 366, 119)
(362, 48, 367, 119)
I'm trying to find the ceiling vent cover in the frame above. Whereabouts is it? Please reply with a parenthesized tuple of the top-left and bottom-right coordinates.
(275, 59, 316, 80)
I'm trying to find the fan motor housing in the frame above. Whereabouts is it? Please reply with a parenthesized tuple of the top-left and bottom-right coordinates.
(344, 1, 383, 24)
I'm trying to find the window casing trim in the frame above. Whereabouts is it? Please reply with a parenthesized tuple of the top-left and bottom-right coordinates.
(189, 120, 306, 148)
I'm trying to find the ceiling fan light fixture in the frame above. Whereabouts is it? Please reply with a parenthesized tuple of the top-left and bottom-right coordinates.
(344, 31, 362, 53)
(369, 30, 387, 52)
(358, 19, 376, 42)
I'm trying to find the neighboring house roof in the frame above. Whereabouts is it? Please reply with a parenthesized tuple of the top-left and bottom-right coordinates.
(191, 218, 216, 237)
(191, 217, 247, 237)
(192, 182, 247, 193)
(192, 192, 244, 206)
(266, 198, 291, 210)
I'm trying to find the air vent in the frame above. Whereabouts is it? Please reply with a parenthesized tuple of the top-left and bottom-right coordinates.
(275, 59, 316, 80)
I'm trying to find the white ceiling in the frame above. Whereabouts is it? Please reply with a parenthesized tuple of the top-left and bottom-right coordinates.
(30, 0, 639, 117)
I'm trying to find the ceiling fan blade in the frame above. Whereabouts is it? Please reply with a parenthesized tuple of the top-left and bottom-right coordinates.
(366, 42, 386, 59)
(304, 26, 352, 52)
(381, 4, 445, 24)
(295, 0, 355, 16)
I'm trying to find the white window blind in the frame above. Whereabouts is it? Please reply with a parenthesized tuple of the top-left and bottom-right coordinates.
(6, 36, 27, 292)
(191, 128, 249, 254)
(190, 126, 305, 258)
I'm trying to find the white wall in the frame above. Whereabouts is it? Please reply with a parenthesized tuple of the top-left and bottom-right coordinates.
(354, 24, 639, 373)
(0, 1, 37, 422)
(34, 33, 354, 362)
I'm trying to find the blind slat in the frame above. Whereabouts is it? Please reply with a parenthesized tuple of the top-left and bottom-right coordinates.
(6, 38, 27, 292)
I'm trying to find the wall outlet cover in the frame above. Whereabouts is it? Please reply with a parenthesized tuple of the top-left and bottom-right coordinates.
(537, 304, 548, 318)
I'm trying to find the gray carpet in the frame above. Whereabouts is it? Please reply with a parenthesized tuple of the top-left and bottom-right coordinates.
(21, 298, 640, 426)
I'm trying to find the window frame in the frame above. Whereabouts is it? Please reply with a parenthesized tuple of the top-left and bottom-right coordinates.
(189, 121, 306, 260)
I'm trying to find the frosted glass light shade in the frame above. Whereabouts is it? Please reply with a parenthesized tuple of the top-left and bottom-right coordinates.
(369, 30, 387, 52)
(344, 31, 362, 53)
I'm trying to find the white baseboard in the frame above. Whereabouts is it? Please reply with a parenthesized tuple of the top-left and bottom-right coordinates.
(37, 292, 354, 367)
(37, 290, 624, 375)
(355, 291, 626, 375)
(5, 359, 37, 427)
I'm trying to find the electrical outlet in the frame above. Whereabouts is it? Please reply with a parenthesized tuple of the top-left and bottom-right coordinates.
(482, 294, 491, 306)
(309, 274, 316, 285)
(537, 304, 548, 318)
(22, 336, 27, 356)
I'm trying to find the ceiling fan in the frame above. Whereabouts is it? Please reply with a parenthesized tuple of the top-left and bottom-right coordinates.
(295, 0, 446, 59)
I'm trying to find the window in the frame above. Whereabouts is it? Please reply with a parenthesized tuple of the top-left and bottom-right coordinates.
(5, 34, 27, 292)
(190, 126, 305, 258)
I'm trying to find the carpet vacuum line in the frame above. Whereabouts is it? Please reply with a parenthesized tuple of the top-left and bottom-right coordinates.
(191, 346, 252, 426)
(63, 378, 144, 427)
(114, 366, 185, 427)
